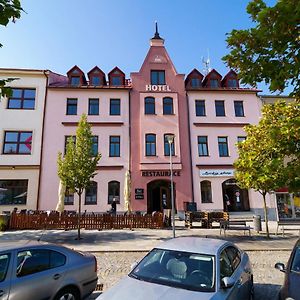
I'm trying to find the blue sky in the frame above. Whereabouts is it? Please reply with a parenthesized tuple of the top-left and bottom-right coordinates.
(1, 0, 285, 94)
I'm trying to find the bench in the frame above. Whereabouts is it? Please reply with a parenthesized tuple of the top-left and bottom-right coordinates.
(220, 220, 252, 236)
(185, 211, 209, 228)
(276, 219, 300, 236)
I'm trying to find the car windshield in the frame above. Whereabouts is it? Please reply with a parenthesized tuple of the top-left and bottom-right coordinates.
(129, 248, 215, 292)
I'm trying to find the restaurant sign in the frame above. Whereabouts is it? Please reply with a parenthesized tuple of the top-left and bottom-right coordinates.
(141, 170, 181, 177)
(200, 169, 234, 177)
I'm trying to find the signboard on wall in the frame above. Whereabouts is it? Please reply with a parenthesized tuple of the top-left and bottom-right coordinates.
(135, 188, 144, 200)
(199, 169, 234, 177)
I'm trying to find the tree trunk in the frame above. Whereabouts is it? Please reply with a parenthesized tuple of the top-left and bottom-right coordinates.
(77, 192, 82, 240)
(262, 192, 270, 238)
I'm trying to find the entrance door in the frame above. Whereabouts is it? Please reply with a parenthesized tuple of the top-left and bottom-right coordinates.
(147, 180, 175, 213)
(222, 179, 249, 212)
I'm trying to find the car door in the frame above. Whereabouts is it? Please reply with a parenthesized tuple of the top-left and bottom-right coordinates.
(9, 248, 67, 300)
(0, 252, 12, 300)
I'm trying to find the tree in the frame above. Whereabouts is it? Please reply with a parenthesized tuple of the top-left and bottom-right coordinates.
(57, 114, 101, 240)
(223, 0, 300, 98)
(0, 0, 23, 98)
(235, 100, 300, 238)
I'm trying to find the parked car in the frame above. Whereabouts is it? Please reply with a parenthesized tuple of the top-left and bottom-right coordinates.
(0, 240, 98, 300)
(97, 237, 254, 300)
(275, 238, 300, 300)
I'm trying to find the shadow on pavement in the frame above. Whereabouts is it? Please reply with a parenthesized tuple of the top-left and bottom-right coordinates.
(254, 283, 280, 300)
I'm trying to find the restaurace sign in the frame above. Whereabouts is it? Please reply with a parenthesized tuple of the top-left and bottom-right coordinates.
(145, 85, 171, 92)
(141, 170, 181, 177)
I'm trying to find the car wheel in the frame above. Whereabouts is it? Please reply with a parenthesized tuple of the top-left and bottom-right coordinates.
(54, 287, 80, 300)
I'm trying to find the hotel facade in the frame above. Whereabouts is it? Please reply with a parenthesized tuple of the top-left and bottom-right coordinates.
(0, 30, 283, 219)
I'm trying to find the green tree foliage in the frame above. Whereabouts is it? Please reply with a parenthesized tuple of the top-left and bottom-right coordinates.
(57, 114, 101, 239)
(235, 101, 300, 237)
(0, 0, 23, 98)
(223, 0, 300, 98)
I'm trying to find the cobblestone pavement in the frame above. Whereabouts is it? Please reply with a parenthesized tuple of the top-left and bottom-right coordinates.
(90, 250, 289, 300)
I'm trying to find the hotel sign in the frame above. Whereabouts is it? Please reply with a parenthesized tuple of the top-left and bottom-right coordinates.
(145, 85, 171, 92)
(200, 169, 234, 177)
(141, 170, 181, 177)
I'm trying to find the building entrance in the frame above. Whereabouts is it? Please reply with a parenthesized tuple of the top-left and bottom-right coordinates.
(222, 179, 250, 212)
(147, 180, 175, 213)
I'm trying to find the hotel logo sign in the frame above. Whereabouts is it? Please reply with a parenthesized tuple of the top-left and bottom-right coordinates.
(200, 169, 234, 177)
(145, 85, 171, 92)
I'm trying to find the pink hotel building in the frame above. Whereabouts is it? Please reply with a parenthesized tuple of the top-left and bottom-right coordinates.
(0, 28, 278, 219)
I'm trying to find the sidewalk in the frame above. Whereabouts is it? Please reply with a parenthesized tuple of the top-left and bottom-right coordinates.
(0, 221, 299, 252)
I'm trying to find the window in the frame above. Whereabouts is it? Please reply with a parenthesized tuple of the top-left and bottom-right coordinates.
(210, 79, 219, 88)
(219, 250, 233, 279)
(237, 136, 246, 143)
(91, 136, 98, 156)
(145, 134, 156, 156)
(0, 253, 10, 282)
(110, 99, 120, 115)
(225, 246, 241, 271)
(8, 88, 36, 110)
(64, 188, 74, 205)
(91, 76, 101, 86)
(85, 181, 97, 205)
(112, 76, 122, 86)
(164, 134, 175, 156)
(0, 180, 28, 205)
(151, 70, 165, 85)
(200, 180, 212, 203)
(16, 250, 66, 277)
(70, 76, 80, 86)
(88, 98, 99, 115)
(163, 97, 173, 115)
(215, 100, 225, 116)
(198, 136, 209, 156)
(108, 181, 120, 204)
(218, 137, 229, 157)
(234, 101, 244, 117)
(109, 136, 120, 157)
(64, 136, 76, 155)
(191, 78, 201, 87)
(66, 98, 77, 115)
(228, 79, 238, 87)
(145, 97, 155, 114)
(195, 100, 206, 116)
(3, 131, 32, 154)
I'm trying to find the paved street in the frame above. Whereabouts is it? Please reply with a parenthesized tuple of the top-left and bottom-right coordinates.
(89, 250, 289, 299)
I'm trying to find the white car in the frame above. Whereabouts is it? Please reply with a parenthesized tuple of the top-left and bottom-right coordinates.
(97, 237, 254, 300)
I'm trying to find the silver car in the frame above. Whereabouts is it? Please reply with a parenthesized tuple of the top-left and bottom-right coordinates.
(97, 237, 254, 300)
(0, 240, 98, 300)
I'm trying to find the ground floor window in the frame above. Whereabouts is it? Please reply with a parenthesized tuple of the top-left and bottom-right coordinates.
(64, 188, 74, 205)
(200, 180, 212, 203)
(0, 180, 28, 205)
(108, 181, 120, 204)
(85, 181, 97, 205)
(277, 193, 300, 219)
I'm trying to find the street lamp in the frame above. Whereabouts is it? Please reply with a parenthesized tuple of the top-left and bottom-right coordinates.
(166, 134, 175, 238)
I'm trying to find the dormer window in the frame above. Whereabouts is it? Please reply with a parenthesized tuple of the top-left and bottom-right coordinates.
(210, 78, 219, 88)
(227, 79, 238, 87)
(88, 66, 106, 86)
(203, 69, 222, 88)
(108, 67, 125, 86)
(70, 76, 80, 86)
(185, 69, 204, 89)
(191, 78, 201, 87)
(222, 70, 239, 88)
(91, 76, 101, 86)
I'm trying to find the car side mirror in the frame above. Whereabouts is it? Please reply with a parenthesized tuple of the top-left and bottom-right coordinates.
(275, 262, 286, 273)
(221, 277, 235, 289)
(130, 262, 138, 271)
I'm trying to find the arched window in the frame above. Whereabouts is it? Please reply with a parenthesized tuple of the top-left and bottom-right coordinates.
(163, 97, 173, 115)
(145, 134, 156, 156)
(85, 181, 97, 205)
(108, 181, 120, 204)
(200, 180, 212, 203)
(145, 97, 155, 114)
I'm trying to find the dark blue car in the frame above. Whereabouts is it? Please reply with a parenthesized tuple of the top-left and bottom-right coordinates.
(275, 239, 300, 300)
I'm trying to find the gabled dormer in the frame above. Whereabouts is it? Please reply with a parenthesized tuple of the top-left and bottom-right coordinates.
(185, 68, 204, 89)
(221, 70, 239, 88)
(88, 66, 106, 86)
(108, 67, 125, 86)
(202, 69, 222, 88)
(67, 66, 87, 86)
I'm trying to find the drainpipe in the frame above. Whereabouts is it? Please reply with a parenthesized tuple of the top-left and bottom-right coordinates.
(36, 70, 49, 210)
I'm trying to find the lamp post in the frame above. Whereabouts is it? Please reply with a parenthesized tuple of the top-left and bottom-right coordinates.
(166, 134, 175, 238)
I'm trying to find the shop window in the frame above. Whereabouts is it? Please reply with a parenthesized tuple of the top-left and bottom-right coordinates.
(163, 97, 173, 115)
(85, 181, 97, 205)
(200, 180, 212, 203)
(7, 88, 36, 110)
(108, 181, 120, 204)
(145, 134, 156, 156)
(0, 180, 28, 205)
(145, 97, 155, 114)
(277, 193, 300, 219)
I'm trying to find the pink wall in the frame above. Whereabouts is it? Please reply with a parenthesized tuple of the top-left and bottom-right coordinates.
(130, 40, 193, 212)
